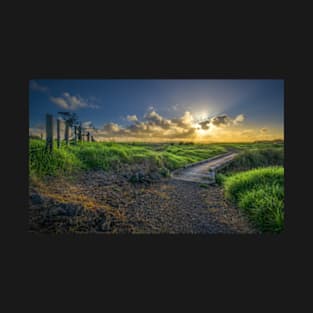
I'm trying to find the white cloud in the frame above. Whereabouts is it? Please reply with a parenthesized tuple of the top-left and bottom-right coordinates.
(103, 123, 121, 133)
(126, 115, 138, 122)
(50, 92, 99, 110)
(50, 96, 69, 109)
(82, 121, 94, 129)
(233, 114, 245, 125)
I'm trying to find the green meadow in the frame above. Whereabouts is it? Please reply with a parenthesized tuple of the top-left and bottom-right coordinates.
(29, 139, 229, 178)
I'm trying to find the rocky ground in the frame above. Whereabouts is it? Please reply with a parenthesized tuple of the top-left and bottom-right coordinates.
(29, 163, 257, 234)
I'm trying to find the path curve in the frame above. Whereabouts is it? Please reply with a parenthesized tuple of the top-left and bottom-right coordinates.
(171, 152, 238, 183)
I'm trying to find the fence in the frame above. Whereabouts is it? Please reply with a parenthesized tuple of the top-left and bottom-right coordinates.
(30, 113, 95, 153)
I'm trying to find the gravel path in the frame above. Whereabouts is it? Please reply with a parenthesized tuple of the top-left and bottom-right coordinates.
(125, 179, 256, 234)
(29, 167, 257, 234)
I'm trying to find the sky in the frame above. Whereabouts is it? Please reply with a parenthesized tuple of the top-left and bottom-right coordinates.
(29, 79, 284, 142)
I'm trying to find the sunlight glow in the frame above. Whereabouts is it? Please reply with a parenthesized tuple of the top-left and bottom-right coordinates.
(196, 128, 208, 137)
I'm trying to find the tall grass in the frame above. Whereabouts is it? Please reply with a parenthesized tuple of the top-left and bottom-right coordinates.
(29, 140, 83, 177)
(223, 166, 284, 233)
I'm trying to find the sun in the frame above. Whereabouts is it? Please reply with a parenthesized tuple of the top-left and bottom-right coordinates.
(196, 128, 209, 137)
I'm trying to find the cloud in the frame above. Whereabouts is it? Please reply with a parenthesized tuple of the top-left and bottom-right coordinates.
(260, 127, 268, 133)
(144, 110, 172, 129)
(50, 92, 99, 110)
(30, 80, 48, 93)
(50, 96, 69, 109)
(126, 115, 138, 122)
(91, 110, 197, 141)
(197, 113, 246, 130)
(198, 120, 211, 130)
(103, 123, 121, 133)
(171, 111, 194, 128)
(90, 110, 248, 142)
(233, 114, 245, 124)
(82, 121, 94, 129)
(210, 114, 232, 126)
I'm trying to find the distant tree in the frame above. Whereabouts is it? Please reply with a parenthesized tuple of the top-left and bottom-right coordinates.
(58, 112, 80, 140)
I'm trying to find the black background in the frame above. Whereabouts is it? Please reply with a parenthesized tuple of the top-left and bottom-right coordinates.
(2, 4, 311, 312)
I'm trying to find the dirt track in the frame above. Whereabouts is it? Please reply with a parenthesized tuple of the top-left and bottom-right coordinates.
(29, 161, 256, 234)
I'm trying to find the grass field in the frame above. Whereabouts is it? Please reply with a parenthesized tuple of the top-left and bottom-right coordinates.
(29, 139, 282, 177)
(29, 139, 229, 178)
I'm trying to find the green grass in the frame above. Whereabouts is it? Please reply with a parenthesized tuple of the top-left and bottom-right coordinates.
(29, 140, 83, 177)
(29, 140, 229, 178)
(222, 166, 284, 233)
(220, 140, 284, 152)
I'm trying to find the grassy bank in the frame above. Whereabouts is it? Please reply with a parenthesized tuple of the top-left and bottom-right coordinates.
(221, 167, 284, 233)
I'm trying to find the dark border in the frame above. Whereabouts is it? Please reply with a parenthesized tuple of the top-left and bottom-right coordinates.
(4, 33, 308, 313)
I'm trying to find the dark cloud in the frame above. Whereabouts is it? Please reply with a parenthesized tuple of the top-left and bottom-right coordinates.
(199, 120, 211, 130)
(210, 114, 231, 126)
(199, 114, 245, 129)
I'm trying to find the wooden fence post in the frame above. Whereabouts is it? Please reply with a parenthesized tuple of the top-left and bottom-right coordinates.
(65, 120, 69, 145)
(57, 118, 61, 148)
(46, 114, 53, 152)
(74, 126, 77, 144)
(78, 125, 82, 142)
